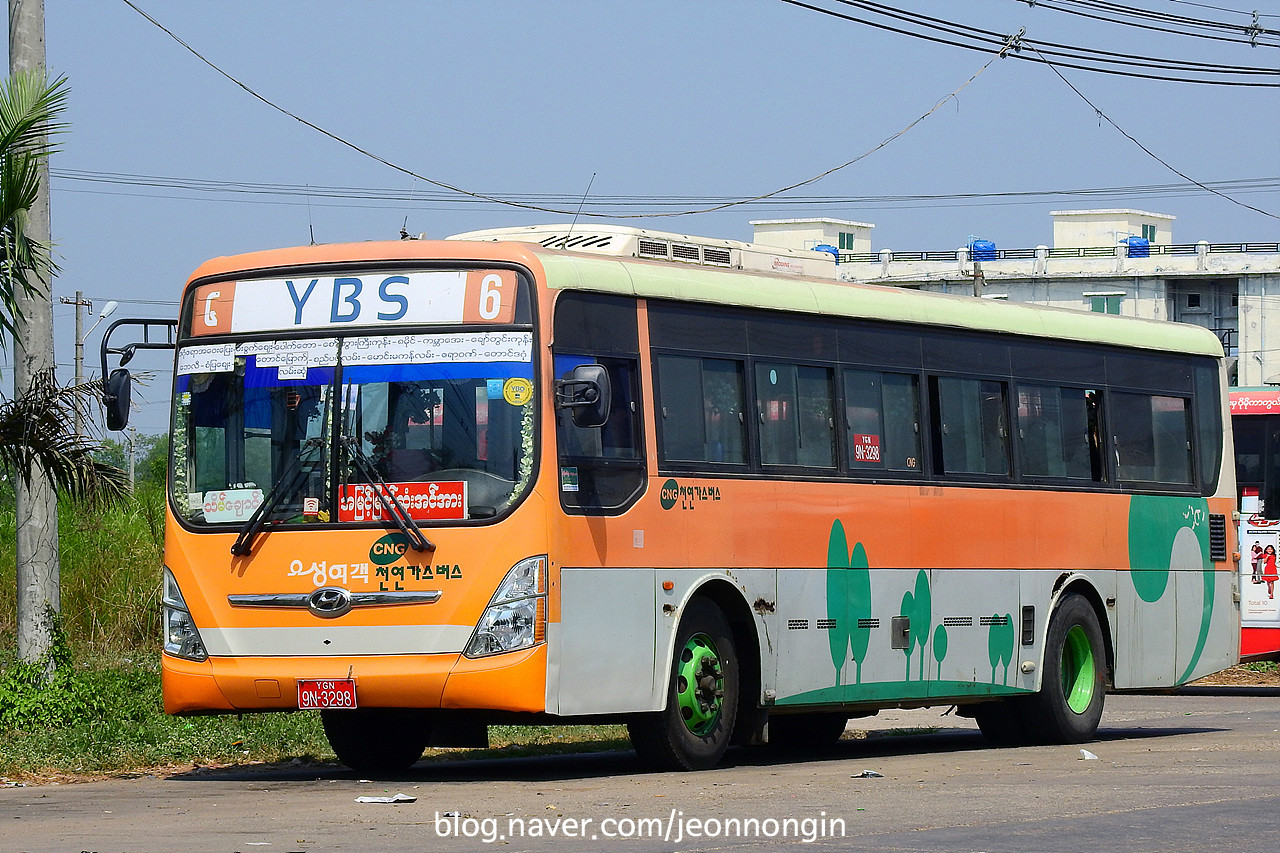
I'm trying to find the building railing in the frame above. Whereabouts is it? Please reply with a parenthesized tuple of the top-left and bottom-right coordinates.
(1214, 327, 1238, 357)
(839, 242, 1280, 265)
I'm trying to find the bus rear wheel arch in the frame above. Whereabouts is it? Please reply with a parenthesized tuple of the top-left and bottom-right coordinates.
(628, 595, 740, 771)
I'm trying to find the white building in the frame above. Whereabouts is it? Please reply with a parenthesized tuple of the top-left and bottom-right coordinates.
(752, 211, 1280, 386)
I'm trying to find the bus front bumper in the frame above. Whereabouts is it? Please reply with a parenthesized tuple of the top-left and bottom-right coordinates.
(161, 645, 547, 715)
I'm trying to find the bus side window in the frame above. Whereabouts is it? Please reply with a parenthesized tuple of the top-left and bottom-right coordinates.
(844, 369, 922, 474)
(1016, 384, 1098, 482)
(930, 376, 1010, 477)
(656, 354, 747, 465)
(553, 354, 645, 513)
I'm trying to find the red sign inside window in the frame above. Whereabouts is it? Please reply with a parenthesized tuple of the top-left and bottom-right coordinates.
(853, 434, 882, 462)
(338, 481, 467, 522)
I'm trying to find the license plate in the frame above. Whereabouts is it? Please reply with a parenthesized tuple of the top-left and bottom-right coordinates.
(298, 678, 357, 709)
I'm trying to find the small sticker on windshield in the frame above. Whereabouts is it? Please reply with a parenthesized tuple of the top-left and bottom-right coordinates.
(503, 378, 534, 406)
(560, 467, 579, 492)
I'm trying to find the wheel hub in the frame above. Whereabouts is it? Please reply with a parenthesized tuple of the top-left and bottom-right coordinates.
(677, 633, 724, 735)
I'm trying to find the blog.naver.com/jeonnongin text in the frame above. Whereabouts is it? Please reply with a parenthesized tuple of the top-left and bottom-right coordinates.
(434, 809, 846, 845)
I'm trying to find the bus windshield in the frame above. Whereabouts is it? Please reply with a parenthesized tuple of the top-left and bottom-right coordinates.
(171, 331, 535, 526)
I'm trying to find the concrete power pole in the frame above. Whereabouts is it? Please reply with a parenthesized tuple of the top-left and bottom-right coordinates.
(9, 0, 61, 665)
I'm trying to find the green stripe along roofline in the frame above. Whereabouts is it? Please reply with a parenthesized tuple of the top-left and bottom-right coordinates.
(534, 250, 1224, 358)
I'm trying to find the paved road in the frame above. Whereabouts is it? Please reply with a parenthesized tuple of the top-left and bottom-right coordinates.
(3, 689, 1279, 852)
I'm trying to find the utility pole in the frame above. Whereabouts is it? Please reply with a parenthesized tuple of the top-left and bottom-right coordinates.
(9, 0, 60, 665)
(127, 426, 136, 491)
(60, 291, 91, 436)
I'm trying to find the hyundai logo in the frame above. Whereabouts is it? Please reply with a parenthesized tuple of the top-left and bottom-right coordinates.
(308, 586, 352, 619)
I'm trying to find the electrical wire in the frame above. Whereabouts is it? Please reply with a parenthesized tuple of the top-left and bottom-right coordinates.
(1013, 0, 1280, 47)
(48, 167, 1280, 211)
(1029, 45, 1279, 219)
(120, 0, 1014, 219)
(778, 0, 1280, 84)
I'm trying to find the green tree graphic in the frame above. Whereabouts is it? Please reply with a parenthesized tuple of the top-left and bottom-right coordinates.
(826, 521, 851, 685)
(987, 615, 1015, 684)
(826, 521, 873, 685)
(912, 570, 932, 681)
(933, 624, 949, 680)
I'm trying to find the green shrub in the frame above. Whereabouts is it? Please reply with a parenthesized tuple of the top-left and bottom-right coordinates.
(0, 615, 102, 731)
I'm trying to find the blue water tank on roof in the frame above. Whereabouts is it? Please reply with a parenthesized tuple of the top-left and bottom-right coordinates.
(1122, 236, 1150, 258)
(968, 239, 996, 261)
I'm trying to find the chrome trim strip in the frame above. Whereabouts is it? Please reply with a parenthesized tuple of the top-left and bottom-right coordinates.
(229, 590, 442, 608)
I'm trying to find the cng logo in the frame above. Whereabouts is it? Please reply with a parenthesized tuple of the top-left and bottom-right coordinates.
(659, 478, 722, 511)
(660, 479, 680, 510)
(370, 532, 412, 565)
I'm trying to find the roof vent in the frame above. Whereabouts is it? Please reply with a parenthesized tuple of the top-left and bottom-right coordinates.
(638, 239, 669, 259)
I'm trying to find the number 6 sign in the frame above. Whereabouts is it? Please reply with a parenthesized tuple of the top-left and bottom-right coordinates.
(464, 270, 516, 324)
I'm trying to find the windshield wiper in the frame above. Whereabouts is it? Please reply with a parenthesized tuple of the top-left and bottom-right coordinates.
(230, 438, 325, 556)
(344, 437, 435, 553)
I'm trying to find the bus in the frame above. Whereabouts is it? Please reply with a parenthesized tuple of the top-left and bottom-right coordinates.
(1229, 387, 1280, 661)
(102, 224, 1238, 772)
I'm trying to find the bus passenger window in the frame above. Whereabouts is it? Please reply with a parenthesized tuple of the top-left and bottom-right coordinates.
(844, 370, 922, 474)
(656, 355, 747, 464)
(1111, 392, 1192, 484)
(931, 376, 1010, 476)
(755, 362, 835, 468)
(1017, 385, 1096, 481)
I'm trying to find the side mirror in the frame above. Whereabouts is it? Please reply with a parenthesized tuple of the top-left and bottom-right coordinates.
(104, 368, 131, 431)
(555, 364, 611, 428)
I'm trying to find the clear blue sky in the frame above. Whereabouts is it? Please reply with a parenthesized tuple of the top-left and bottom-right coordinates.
(6, 0, 1279, 434)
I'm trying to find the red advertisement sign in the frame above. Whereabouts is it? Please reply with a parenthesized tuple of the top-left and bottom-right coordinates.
(1231, 388, 1280, 415)
(338, 481, 467, 522)
(852, 433, 881, 463)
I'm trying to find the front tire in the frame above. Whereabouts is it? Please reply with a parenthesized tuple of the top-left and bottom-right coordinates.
(321, 708, 431, 774)
(628, 596, 739, 771)
(1022, 593, 1107, 743)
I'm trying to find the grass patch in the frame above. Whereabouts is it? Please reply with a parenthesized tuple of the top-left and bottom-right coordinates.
(1239, 660, 1280, 674)
(0, 490, 630, 780)
(0, 652, 631, 780)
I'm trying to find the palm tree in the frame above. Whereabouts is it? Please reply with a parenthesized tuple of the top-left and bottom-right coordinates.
(1, 69, 67, 341)
(1, 70, 127, 502)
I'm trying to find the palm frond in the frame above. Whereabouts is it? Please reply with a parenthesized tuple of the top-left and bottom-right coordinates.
(0, 70, 70, 156)
(0, 71, 69, 347)
(0, 370, 130, 505)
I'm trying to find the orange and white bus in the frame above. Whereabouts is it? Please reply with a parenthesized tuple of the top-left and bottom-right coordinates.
(1229, 387, 1280, 661)
(103, 224, 1238, 772)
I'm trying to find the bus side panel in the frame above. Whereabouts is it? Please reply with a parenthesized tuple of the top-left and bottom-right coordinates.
(548, 567, 659, 716)
(929, 569, 1029, 699)
(547, 567, 776, 717)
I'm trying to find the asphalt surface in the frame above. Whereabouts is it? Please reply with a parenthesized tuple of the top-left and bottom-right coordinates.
(3, 688, 1279, 852)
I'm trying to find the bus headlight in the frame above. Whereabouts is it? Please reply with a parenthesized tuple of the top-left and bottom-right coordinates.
(464, 556, 547, 658)
(163, 567, 208, 662)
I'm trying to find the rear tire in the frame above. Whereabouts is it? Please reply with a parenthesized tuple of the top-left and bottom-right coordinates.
(768, 713, 848, 751)
(321, 708, 431, 774)
(628, 596, 739, 771)
(972, 700, 1032, 746)
(1022, 593, 1107, 744)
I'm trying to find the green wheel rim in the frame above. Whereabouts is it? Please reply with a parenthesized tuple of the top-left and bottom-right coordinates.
(676, 632, 724, 736)
(1062, 625, 1096, 715)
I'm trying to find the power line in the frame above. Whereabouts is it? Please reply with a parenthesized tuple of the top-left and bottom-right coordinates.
(1013, 0, 1280, 47)
(1030, 45, 1280, 219)
(778, 0, 1280, 83)
(119, 0, 1011, 219)
(48, 167, 1280, 211)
